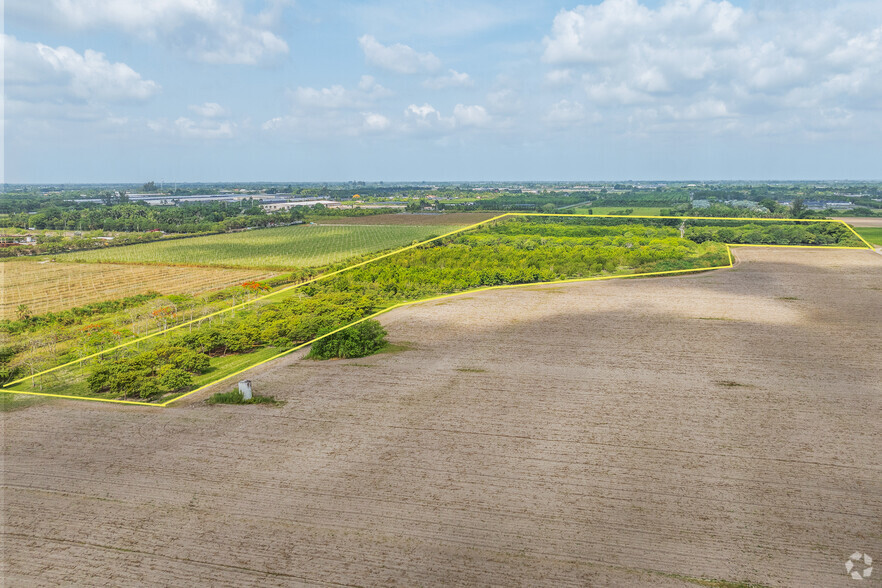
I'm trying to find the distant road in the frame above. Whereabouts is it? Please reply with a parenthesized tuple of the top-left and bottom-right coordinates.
(834, 216, 882, 227)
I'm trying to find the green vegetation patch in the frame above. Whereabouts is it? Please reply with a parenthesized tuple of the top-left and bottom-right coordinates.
(854, 226, 882, 246)
(306, 319, 388, 360)
(55, 224, 460, 270)
(686, 220, 864, 247)
(206, 389, 281, 405)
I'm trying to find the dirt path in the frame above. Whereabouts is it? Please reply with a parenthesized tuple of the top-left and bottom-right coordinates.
(3, 247, 881, 586)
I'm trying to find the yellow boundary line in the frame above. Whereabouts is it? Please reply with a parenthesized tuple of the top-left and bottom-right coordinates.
(2, 214, 872, 406)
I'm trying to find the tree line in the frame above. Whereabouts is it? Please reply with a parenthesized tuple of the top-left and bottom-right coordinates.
(1, 201, 303, 233)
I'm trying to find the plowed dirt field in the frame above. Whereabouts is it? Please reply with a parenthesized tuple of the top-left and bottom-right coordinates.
(3, 247, 880, 586)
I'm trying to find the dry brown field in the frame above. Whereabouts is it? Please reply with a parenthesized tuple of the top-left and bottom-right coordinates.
(3, 247, 881, 586)
(834, 216, 882, 227)
(316, 212, 498, 226)
(1, 261, 277, 319)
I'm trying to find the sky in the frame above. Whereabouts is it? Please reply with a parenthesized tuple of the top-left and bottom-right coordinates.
(3, 0, 882, 183)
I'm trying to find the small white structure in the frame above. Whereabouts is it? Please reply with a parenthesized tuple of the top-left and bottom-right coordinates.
(238, 380, 253, 400)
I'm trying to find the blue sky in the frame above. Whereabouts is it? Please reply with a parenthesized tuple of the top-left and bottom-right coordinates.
(4, 0, 882, 182)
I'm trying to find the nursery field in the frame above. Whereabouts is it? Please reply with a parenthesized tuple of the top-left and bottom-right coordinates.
(53, 224, 461, 270)
(315, 212, 497, 226)
(4, 247, 880, 586)
(0, 261, 277, 319)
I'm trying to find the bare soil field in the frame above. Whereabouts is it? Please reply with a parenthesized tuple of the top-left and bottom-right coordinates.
(315, 212, 498, 226)
(1, 261, 277, 318)
(834, 216, 882, 227)
(3, 247, 881, 586)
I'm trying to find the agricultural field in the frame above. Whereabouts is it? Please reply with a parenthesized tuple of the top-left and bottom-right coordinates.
(3, 218, 731, 401)
(833, 216, 882, 227)
(54, 224, 461, 270)
(315, 212, 497, 226)
(4, 215, 866, 402)
(1, 261, 277, 319)
(854, 226, 882, 246)
(4, 247, 880, 586)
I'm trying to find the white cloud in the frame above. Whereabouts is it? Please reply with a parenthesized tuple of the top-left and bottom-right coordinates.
(174, 117, 235, 139)
(362, 112, 391, 132)
(406, 103, 442, 121)
(3, 35, 160, 105)
(583, 78, 653, 106)
(404, 103, 453, 131)
(423, 69, 473, 90)
(189, 102, 229, 118)
(486, 88, 522, 114)
(292, 85, 357, 109)
(672, 100, 731, 120)
(343, 3, 530, 40)
(6, 0, 288, 65)
(545, 69, 574, 86)
(264, 77, 395, 139)
(358, 34, 441, 74)
(148, 115, 236, 139)
(357, 75, 395, 99)
(540, 0, 882, 138)
(544, 99, 590, 125)
(453, 104, 490, 128)
(291, 77, 392, 110)
(543, 0, 743, 65)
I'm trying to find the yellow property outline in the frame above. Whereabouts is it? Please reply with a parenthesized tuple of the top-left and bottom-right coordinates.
(2, 213, 873, 407)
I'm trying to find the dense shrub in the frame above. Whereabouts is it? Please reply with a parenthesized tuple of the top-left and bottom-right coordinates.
(306, 320, 388, 360)
(206, 389, 280, 405)
(87, 345, 210, 398)
(685, 221, 863, 247)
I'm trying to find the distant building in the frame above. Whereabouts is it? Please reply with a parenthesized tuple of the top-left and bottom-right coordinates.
(805, 201, 853, 211)
(261, 200, 338, 211)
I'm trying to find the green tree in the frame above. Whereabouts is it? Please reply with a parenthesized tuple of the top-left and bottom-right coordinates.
(760, 198, 780, 213)
(307, 320, 388, 360)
